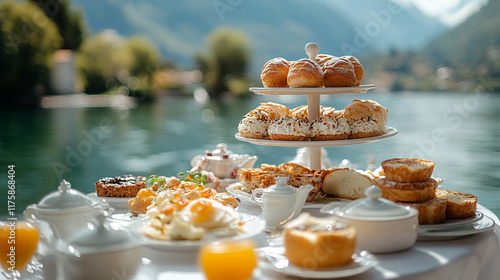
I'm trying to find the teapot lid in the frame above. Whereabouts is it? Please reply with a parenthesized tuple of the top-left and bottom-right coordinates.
(58, 210, 139, 255)
(262, 177, 296, 194)
(37, 180, 94, 210)
(335, 186, 415, 220)
(205, 143, 233, 158)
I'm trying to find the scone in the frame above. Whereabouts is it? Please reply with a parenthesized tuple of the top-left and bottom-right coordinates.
(381, 158, 436, 183)
(238, 102, 289, 139)
(95, 175, 146, 197)
(344, 99, 388, 138)
(375, 177, 438, 202)
(287, 58, 324, 88)
(322, 57, 357, 87)
(435, 189, 477, 219)
(260, 57, 290, 87)
(284, 213, 356, 269)
(268, 116, 311, 141)
(310, 116, 350, 140)
(398, 197, 447, 224)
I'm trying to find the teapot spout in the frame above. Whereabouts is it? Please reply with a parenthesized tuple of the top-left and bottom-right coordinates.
(291, 184, 314, 219)
(239, 155, 258, 169)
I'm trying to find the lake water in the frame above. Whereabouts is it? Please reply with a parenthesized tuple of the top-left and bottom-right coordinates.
(2, 91, 500, 219)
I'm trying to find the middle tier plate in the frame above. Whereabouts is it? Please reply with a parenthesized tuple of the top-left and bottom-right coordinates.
(249, 84, 375, 95)
(235, 126, 397, 147)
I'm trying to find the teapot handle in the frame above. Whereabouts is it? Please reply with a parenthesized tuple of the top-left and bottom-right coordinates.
(252, 189, 264, 204)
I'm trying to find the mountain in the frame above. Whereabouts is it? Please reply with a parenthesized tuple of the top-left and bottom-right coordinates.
(72, 0, 448, 74)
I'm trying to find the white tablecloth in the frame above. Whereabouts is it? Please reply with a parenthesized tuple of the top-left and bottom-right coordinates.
(40, 204, 500, 280)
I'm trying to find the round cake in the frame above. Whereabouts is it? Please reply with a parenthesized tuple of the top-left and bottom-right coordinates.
(284, 213, 356, 269)
(95, 175, 146, 197)
(376, 177, 438, 202)
(310, 116, 350, 140)
(397, 197, 447, 225)
(381, 158, 436, 183)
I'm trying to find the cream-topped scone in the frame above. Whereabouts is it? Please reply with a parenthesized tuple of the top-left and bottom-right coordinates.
(268, 116, 311, 141)
(238, 102, 289, 139)
(311, 116, 350, 140)
(344, 99, 388, 138)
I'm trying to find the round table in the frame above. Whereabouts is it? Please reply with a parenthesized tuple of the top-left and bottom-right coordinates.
(39, 203, 500, 280)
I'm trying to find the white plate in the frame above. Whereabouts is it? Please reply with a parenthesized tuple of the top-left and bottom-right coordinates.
(226, 183, 338, 209)
(258, 247, 378, 278)
(128, 213, 265, 251)
(249, 85, 375, 95)
(87, 192, 131, 209)
(235, 127, 397, 147)
(417, 214, 495, 241)
(419, 211, 484, 230)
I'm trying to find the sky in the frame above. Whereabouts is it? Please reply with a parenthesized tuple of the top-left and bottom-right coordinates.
(399, 0, 489, 26)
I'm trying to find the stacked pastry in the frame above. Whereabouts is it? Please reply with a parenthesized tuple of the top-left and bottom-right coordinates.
(261, 54, 364, 88)
(238, 99, 388, 141)
(375, 158, 478, 224)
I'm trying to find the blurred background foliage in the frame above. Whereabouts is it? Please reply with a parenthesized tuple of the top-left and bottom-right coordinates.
(1, 0, 500, 107)
(0, 1, 61, 106)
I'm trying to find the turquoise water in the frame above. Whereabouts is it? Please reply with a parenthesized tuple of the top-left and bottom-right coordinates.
(1, 91, 500, 218)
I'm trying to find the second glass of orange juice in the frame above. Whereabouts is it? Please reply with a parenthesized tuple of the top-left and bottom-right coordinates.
(199, 239, 257, 280)
(0, 220, 40, 278)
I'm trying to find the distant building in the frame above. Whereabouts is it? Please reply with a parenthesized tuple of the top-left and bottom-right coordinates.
(51, 49, 76, 94)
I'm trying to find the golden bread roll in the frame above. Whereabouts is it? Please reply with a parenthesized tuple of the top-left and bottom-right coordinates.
(381, 158, 436, 183)
(315, 54, 336, 67)
(322, 57, 357, 87)
(322, 168, 374, 199)
(341, 56, 364, 86)
(435, 189, 477, 219)
(397, 197, 447, 225)
(344, 99, 388, 135)
(260, 57, 290, 87)
(284, 213, 356, 269)
(375, 177, 438, 202)
(287, 58, 324, 88)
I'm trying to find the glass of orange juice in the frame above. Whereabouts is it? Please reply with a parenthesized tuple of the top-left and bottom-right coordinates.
(0, 217, 40, 279)
(199, 239, 257, 280)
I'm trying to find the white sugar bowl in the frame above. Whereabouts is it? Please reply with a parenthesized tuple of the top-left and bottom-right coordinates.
(24, 180, 107, 240)
(320, 185, 418, 253)
(55, 210, 142, 280)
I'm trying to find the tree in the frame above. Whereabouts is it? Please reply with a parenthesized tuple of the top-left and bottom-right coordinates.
(196, 26, 251, 98)
(30, 0, 86, 50)
(0, 1, 62, 106)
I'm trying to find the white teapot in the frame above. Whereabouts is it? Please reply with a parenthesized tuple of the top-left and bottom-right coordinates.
(24, 180, 107, 240)
(252, 177, 314, 230)
(190, 143, 258, 179)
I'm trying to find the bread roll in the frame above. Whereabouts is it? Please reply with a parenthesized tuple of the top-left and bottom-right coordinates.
(381, 158, 436, 183)
(284, 213, 355, 269)
(397, 197, 447, 224)
(260, 57, 290, 87)
(435, 189, 477, 219)
(322, 57, 357, 87)
(287, 59, 324, 88)
(322, 168, 374, 199)
(375, 177, 438, 202)
(341, 56, 364, 86)
(315, 54, 336, 67)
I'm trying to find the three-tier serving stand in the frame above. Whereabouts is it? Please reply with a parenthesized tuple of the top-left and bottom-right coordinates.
(235, 43, 397, 170)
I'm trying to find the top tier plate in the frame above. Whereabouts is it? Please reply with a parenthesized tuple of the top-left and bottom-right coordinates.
(249, 85, 375, 95)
